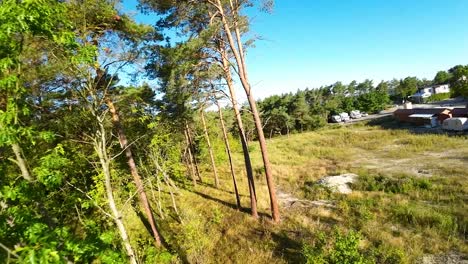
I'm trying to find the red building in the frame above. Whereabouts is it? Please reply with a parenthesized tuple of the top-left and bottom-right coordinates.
(393, 108, 452, 126)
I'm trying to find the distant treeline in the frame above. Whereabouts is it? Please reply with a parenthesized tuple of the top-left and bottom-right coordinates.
(236, 65, 468, 137)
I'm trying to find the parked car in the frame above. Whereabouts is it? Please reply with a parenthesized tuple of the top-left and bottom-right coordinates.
(361, 112, 368, 117)
(339, 112, 350, 122)
(350, 110, 362, 119)
(331, 115, 342, 123)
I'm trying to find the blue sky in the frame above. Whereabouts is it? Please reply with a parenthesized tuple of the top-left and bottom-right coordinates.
(122, 0, 468, 100)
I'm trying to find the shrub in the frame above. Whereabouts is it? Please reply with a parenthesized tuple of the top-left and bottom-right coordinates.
(354, 173, 432, 194)
(303, 182, 334, 200)
(309, 115, 327, 130)
(302, 229, 368, 264)
(368, 244, 406, 264)
(337, 198, 376, 228)
(424, 93, 451, 103)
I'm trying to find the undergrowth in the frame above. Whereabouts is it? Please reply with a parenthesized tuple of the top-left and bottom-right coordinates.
(146, 123, 468, 263)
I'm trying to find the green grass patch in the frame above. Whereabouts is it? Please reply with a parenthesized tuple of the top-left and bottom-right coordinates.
(392, 203, 459, 236)
(354, 172, 432, 194)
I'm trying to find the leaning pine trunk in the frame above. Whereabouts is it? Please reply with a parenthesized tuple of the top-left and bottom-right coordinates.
(200, 108, 220, 188)
(106, 99, 162, 247)
(219, 45, 258, 218)
(95, 119, 137, 264)
(214, 96, 241, 208)
(215, 0, 280, 222)
(245, 93, 280, 222)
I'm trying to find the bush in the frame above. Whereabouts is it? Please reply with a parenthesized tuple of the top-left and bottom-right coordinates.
(303, 182, 334, 200)
(309, 115, 327, 130)
(424, 93, 451, 103)
(354, 173, 432, 194)
(368, 244, 406, 264)
(302, 229, 368, 264)
(337, 198, 377, 228)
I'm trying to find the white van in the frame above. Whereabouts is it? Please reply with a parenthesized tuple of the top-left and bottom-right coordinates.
(350, 110, 362, 119)
(331, 115, 342, 123)
(339, 112, 350, 122)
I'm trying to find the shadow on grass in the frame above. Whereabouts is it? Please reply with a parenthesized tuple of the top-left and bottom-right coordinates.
(191, 190, 270, 219)
(135, 210, 191, 263)
(197, 181, 249, 197)
(270, 231, 305, 263)
(135, 210, 170, 247)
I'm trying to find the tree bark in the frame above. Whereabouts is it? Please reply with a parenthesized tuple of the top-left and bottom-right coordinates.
(106, 99, 162, 247)
(219, 45, 258, 218)
(185, 124, 202, 182)
(200, 109, 220, 188)
(184, 129, 198, 186)
(11, 143, 32, 181)
(95, 119, 137, 264)
(214, 0, 280, 222)
(246, 93, 280, 222)
(214, 96, 241, 208)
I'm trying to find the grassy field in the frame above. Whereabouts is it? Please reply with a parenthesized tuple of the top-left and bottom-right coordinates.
(144, 119, 468, 263)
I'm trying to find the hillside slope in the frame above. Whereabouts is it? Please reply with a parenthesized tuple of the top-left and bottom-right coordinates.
(155, 122, 468, 263)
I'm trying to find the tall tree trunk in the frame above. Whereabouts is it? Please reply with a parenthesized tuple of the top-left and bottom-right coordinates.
(183, 129, 198, 186)
(214, 0, 280, 222)
(106, 99, 162, 247)
(219, 45, 258, 218)
(200, 109, 220, 188)
(95, 119, 137, 264)
(185, 124, 202, 182)
(214, 96, 241, 208)
(11, 143, 32, 181)
(245, 94, 280, 222)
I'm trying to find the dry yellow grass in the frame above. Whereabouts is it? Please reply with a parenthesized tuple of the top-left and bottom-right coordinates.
(143, 122, 468, 263)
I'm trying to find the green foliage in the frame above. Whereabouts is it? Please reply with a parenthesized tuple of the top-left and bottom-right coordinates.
(303, 228, 406, 264)
(303, 182, 334, 200)
(143, 248, 177, 264)
(210, 206, 224, 224)
(257, 79, 392, 138)
(368, 244, 406, 264)
(148, 121, 186, 180)
(396, 77, 418, 101)
(0, 1, 160, 263)
(173, 213, 211, 262)
(337, 197, 377, 229)
(292, 93, 314, 131)
(448, 65, 468, 97)
(425, 92, 451, 102)
(302, 229, 368, 264)
(354, 173, 432, 194)
(0, 0, 466, 262)
(433, 71, 452, 85)
(355, 90, 390, 114)
(33, 144, 71, 188)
